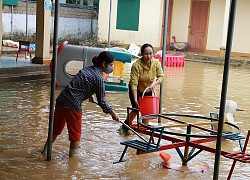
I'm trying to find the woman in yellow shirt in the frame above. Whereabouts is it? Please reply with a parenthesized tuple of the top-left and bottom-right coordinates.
(122, 43, 164, 134)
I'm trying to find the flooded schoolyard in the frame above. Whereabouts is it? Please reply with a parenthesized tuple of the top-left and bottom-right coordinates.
(0, 60, 250, 179)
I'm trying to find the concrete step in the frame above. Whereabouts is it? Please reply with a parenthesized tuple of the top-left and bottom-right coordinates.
(0, 65, 50, 75)
(0, 65, 51, 84)
(0, 71, 51, 84)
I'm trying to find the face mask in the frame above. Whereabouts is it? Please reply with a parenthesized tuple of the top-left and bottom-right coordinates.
(103, 64, 114, 74)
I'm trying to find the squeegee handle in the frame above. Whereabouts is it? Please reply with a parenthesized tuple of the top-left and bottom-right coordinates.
(119, 121, 148, 143)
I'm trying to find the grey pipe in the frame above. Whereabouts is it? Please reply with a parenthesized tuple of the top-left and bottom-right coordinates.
(107, 0, 112, 49)
(213, 0, 237, 179)
(11, 5, 13, 37)
(159, 0, 169, 123)
(26, 0, 28, 39)
(47, 0, 60, 161)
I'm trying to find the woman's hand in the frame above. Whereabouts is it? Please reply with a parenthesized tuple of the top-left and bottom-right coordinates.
(148, 79, 161, 92)
(89, 95, 96, 103)
(134, 100, 140, 109)
(132, 89, 139, 109)
(148, 85, 155, 92)
(109, 111, 120, 122)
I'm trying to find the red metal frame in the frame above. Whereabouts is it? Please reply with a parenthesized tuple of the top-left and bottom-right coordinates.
(125, 107, 248, 170)
(225, 130, 250, 180)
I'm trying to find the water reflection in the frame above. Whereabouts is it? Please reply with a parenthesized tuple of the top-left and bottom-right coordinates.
(0, 61, 249, 179)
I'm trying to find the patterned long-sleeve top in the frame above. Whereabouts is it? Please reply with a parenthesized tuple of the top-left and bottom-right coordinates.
(56, 66, 112, 114)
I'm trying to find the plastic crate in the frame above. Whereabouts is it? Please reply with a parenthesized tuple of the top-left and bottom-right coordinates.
(154, 54, 185, 67)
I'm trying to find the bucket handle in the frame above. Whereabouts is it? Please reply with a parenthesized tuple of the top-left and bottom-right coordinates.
(142, 87, 155, 99)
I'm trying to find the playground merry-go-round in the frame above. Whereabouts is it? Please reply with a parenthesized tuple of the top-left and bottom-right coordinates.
(114, 107, 250, 179)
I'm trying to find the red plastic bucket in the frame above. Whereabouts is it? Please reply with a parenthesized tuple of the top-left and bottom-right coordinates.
(139, 88, 159, 117)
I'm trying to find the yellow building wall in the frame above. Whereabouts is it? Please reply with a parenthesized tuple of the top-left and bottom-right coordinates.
(206, 0, 226, 50)
(0, 0, 2, 54)
(171, 0, 191, 42)
(233, 0, 250, 53)
(207, 0, 250, 54)
(98, 0, 164, 48)
(98, 0, 249, 54)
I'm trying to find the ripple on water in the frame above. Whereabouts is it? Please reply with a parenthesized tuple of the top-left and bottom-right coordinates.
(1, 63, 250, 179)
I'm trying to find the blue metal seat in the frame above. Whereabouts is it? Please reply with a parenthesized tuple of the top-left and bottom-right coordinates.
(210, 112, 245, 151)
(114, 126, 164, 164)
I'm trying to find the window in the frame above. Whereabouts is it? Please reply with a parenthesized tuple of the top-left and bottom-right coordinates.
(3, 0, 18, 6)
(26, 0, 99, 6)
(66, 0, 98, 6)
(116, 0, 140, 31)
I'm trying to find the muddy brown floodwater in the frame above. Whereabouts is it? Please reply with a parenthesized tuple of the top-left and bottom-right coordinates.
(0, 60, 249, 179)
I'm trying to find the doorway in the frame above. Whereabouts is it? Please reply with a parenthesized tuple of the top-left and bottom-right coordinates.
(189, 0, 210, 52)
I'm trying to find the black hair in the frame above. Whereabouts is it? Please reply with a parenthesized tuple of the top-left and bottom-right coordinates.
(141, 43, 154, 55)
(92, 51, 114, 66)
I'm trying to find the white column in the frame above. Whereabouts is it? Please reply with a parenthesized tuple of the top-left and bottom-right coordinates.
(221, 0, 231, 49)
(0, 0, 2, 55)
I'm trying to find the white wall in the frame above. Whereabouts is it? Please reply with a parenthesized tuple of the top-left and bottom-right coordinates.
(2, 14, 37, 34)
(57, 17, 98, 38)
(206, 0, 250, 53)
(2, 13, 98, 39)
(6, 0, 246, 53)
(206, 0, 225, 50)
(233, 0, 250, 53)
(171, 0, 250, 54)
(98, 0, 164, 48)
(97, 0, 110, 43)
(171, 0, 190, 42)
